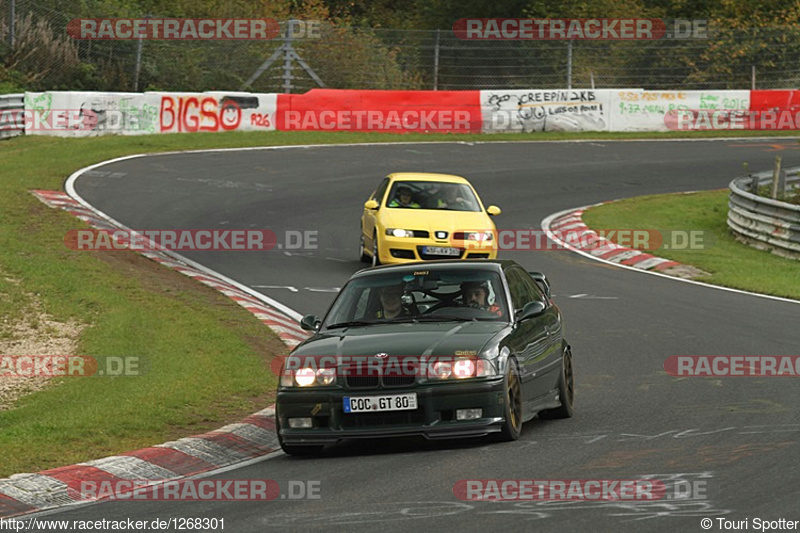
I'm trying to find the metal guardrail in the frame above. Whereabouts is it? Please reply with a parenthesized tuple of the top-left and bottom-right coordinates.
(728, 167, 800, 260)
(0, 94, 25, 140)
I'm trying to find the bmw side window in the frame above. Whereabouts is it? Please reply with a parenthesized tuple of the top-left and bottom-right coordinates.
(520, 272, 546, 304)
(506, 270, 528, 311)
(372, 178, 390, 205)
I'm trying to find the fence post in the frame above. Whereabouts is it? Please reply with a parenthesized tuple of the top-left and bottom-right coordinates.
(433, 29, 440, 91)
(566, 40, 573, 89)
(751, 65, 756, 90)
(284, 20, 295, 93)
(133, 15, 147, 91)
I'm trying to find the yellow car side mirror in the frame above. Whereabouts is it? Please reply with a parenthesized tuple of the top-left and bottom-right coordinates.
(486, 205, 502, 216)
(364, 199, 380, 210)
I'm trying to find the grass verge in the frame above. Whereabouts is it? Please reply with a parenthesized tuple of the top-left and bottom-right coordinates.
(0, 129, 798, 477)
(582, 190, 800, 300)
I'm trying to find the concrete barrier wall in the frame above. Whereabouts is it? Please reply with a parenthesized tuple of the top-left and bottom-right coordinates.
(13, 88, 798, 136)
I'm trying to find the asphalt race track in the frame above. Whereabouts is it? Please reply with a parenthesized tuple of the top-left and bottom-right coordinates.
(44, 140, 800, 532)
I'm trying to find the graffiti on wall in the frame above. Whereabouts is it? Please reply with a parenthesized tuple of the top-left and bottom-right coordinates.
(158, 95, 265, 133)
(611, 90, 750, 131)
(482, 90, 609, 132)
(79, 95, 159, 134)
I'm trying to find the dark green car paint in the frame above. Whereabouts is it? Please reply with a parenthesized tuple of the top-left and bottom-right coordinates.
(276, 260, 572, 451)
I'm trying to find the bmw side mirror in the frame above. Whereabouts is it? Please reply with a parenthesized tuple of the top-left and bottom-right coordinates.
(364, 199, 379, 210)
(300, 314, 321, 331)
(528, 272, 551, 299)
(486, 205, 501, 216)
(517, 301, 546, 322)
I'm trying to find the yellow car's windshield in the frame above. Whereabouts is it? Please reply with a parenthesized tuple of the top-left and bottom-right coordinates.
(386, 181, 482, 211)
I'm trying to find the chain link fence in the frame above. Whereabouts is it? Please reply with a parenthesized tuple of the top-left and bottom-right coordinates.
(3, 0, 800, 93)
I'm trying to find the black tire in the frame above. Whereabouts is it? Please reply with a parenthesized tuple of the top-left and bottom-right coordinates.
(276, 413, 324, 456)
(359, 231, 370, 263)
(498, 359, 523, 441)
(371, 232, 381, 266)
(539, 345, 574, 420)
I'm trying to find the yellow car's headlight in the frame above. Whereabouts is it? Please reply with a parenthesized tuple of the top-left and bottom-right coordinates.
(465, 231, 494, 241)
(386, 228, 415, 238)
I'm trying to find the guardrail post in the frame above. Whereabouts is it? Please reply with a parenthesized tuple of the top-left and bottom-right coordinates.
(771, 155, 782, 199)
(749, 174, 758, 195)
(779, 169, 787, 197)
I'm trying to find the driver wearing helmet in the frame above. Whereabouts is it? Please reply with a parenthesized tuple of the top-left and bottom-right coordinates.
(460, 281, 502, 315)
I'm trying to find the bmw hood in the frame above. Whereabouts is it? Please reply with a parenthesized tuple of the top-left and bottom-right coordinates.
(292, 321, 508, 358)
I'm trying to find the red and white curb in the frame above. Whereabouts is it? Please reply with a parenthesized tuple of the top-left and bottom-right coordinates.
(0, 407, 279, 518)
(0, 191, 312, 519)
(544, 205, 708, 279)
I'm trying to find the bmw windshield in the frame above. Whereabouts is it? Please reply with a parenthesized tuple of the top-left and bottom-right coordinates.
(322, 269, 509, 329)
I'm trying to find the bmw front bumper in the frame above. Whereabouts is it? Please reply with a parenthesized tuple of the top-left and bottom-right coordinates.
(277, 377, 506, 445)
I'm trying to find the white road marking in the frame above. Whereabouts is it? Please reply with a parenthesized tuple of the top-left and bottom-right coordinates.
(252, 285, 299, 292)
(565, 293, 619, 300)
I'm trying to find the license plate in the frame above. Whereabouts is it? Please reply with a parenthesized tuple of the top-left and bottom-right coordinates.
(343, 393, 418, 413)
(423, 246, 461, 256)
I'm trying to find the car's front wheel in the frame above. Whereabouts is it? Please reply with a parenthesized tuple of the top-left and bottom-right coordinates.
(359, 230, 370, 263)
(539, 344, 574, 420)
(498, 358, 523, 441)
(371, 231, 381, 267)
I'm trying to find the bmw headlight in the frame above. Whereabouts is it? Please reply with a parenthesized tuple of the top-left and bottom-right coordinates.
(281, 366, 337, 387)
(428, 357, 491, 380)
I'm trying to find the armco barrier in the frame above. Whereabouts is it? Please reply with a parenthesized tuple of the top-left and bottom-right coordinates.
(728, 168, 800, 259)
(0, 93, 25, 140)
(7, 88, 800, 137)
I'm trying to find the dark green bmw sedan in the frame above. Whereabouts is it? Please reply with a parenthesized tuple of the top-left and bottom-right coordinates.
(276, 259, 574, 455)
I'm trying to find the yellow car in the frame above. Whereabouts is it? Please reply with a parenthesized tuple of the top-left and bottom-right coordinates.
(360, 173, 501, 265)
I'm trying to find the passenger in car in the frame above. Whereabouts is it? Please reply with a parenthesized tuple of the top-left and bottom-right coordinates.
(375, 285, 412, 319)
